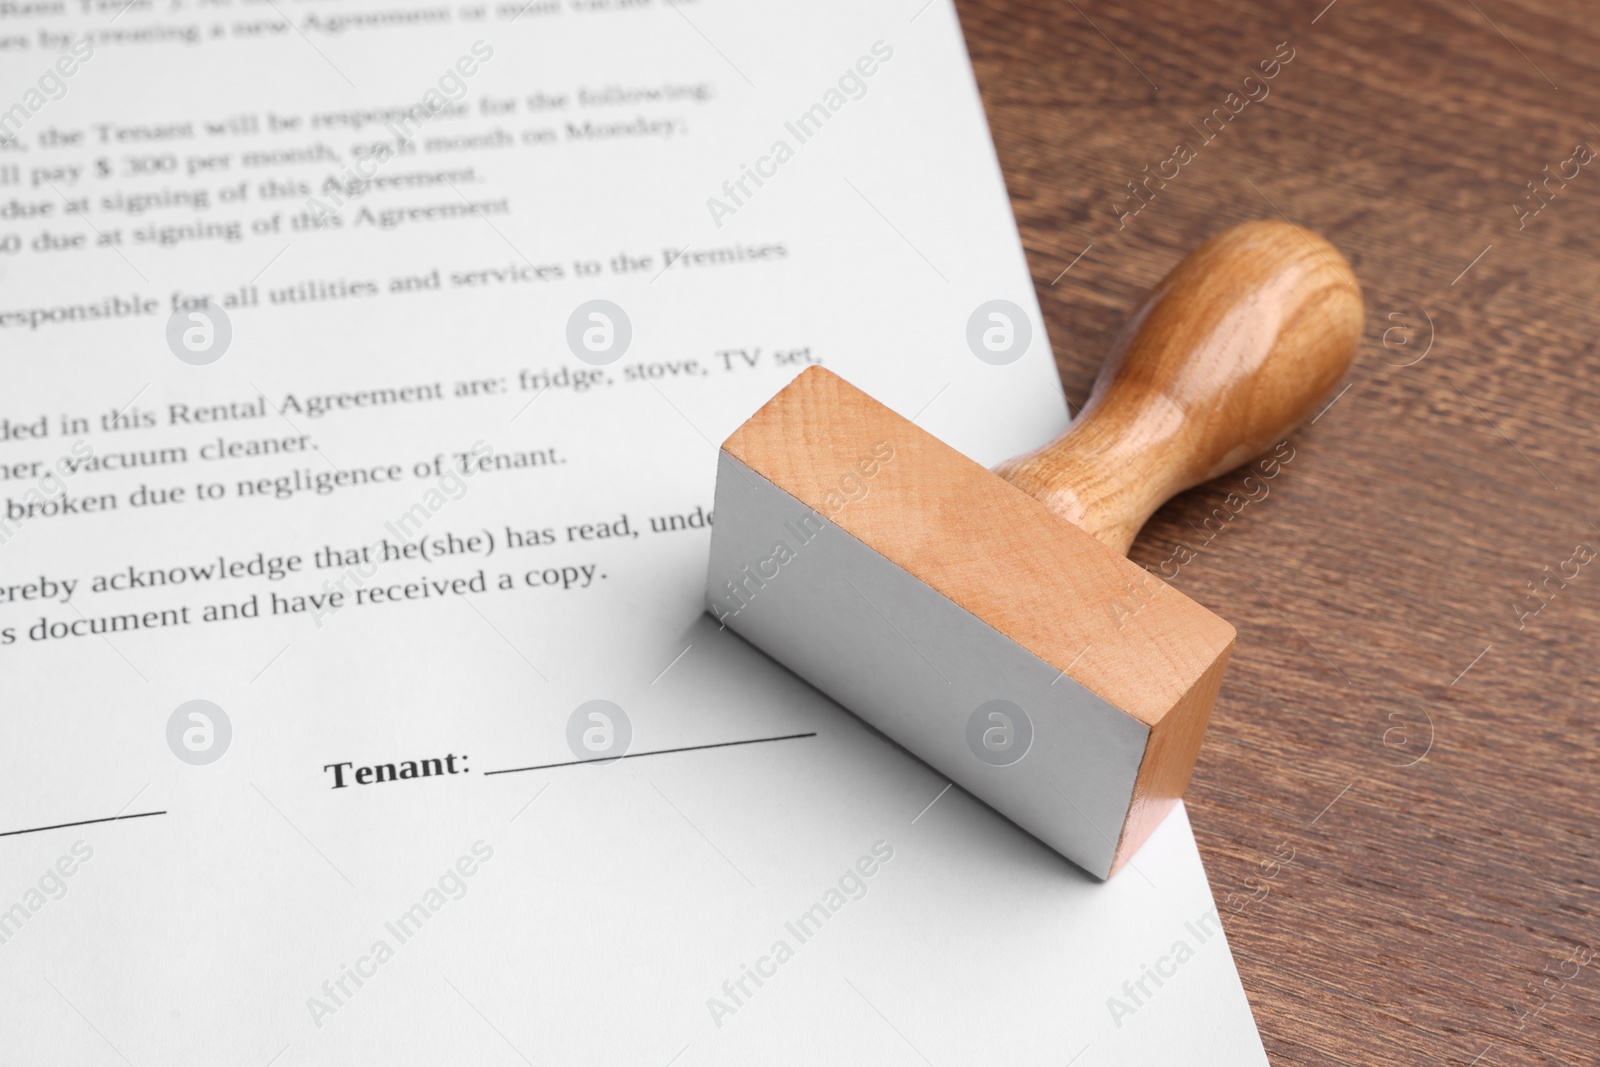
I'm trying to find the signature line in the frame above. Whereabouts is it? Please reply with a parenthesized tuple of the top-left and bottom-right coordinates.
(485, 732, 818, 776)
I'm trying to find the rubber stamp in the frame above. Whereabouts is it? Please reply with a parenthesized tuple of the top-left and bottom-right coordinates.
(707, 221, 1362, 877)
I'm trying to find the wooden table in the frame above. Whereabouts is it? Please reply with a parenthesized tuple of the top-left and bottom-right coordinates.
(955, 0, 1600, 1062)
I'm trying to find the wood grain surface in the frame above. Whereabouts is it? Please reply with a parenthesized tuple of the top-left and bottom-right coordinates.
(952, 0, 1600, 1063)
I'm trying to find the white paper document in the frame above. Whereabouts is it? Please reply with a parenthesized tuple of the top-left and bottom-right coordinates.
(0, 0, 1267, 1062)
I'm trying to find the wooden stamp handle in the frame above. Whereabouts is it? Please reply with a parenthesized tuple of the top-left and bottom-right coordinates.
(995, 220, 1363, 556)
